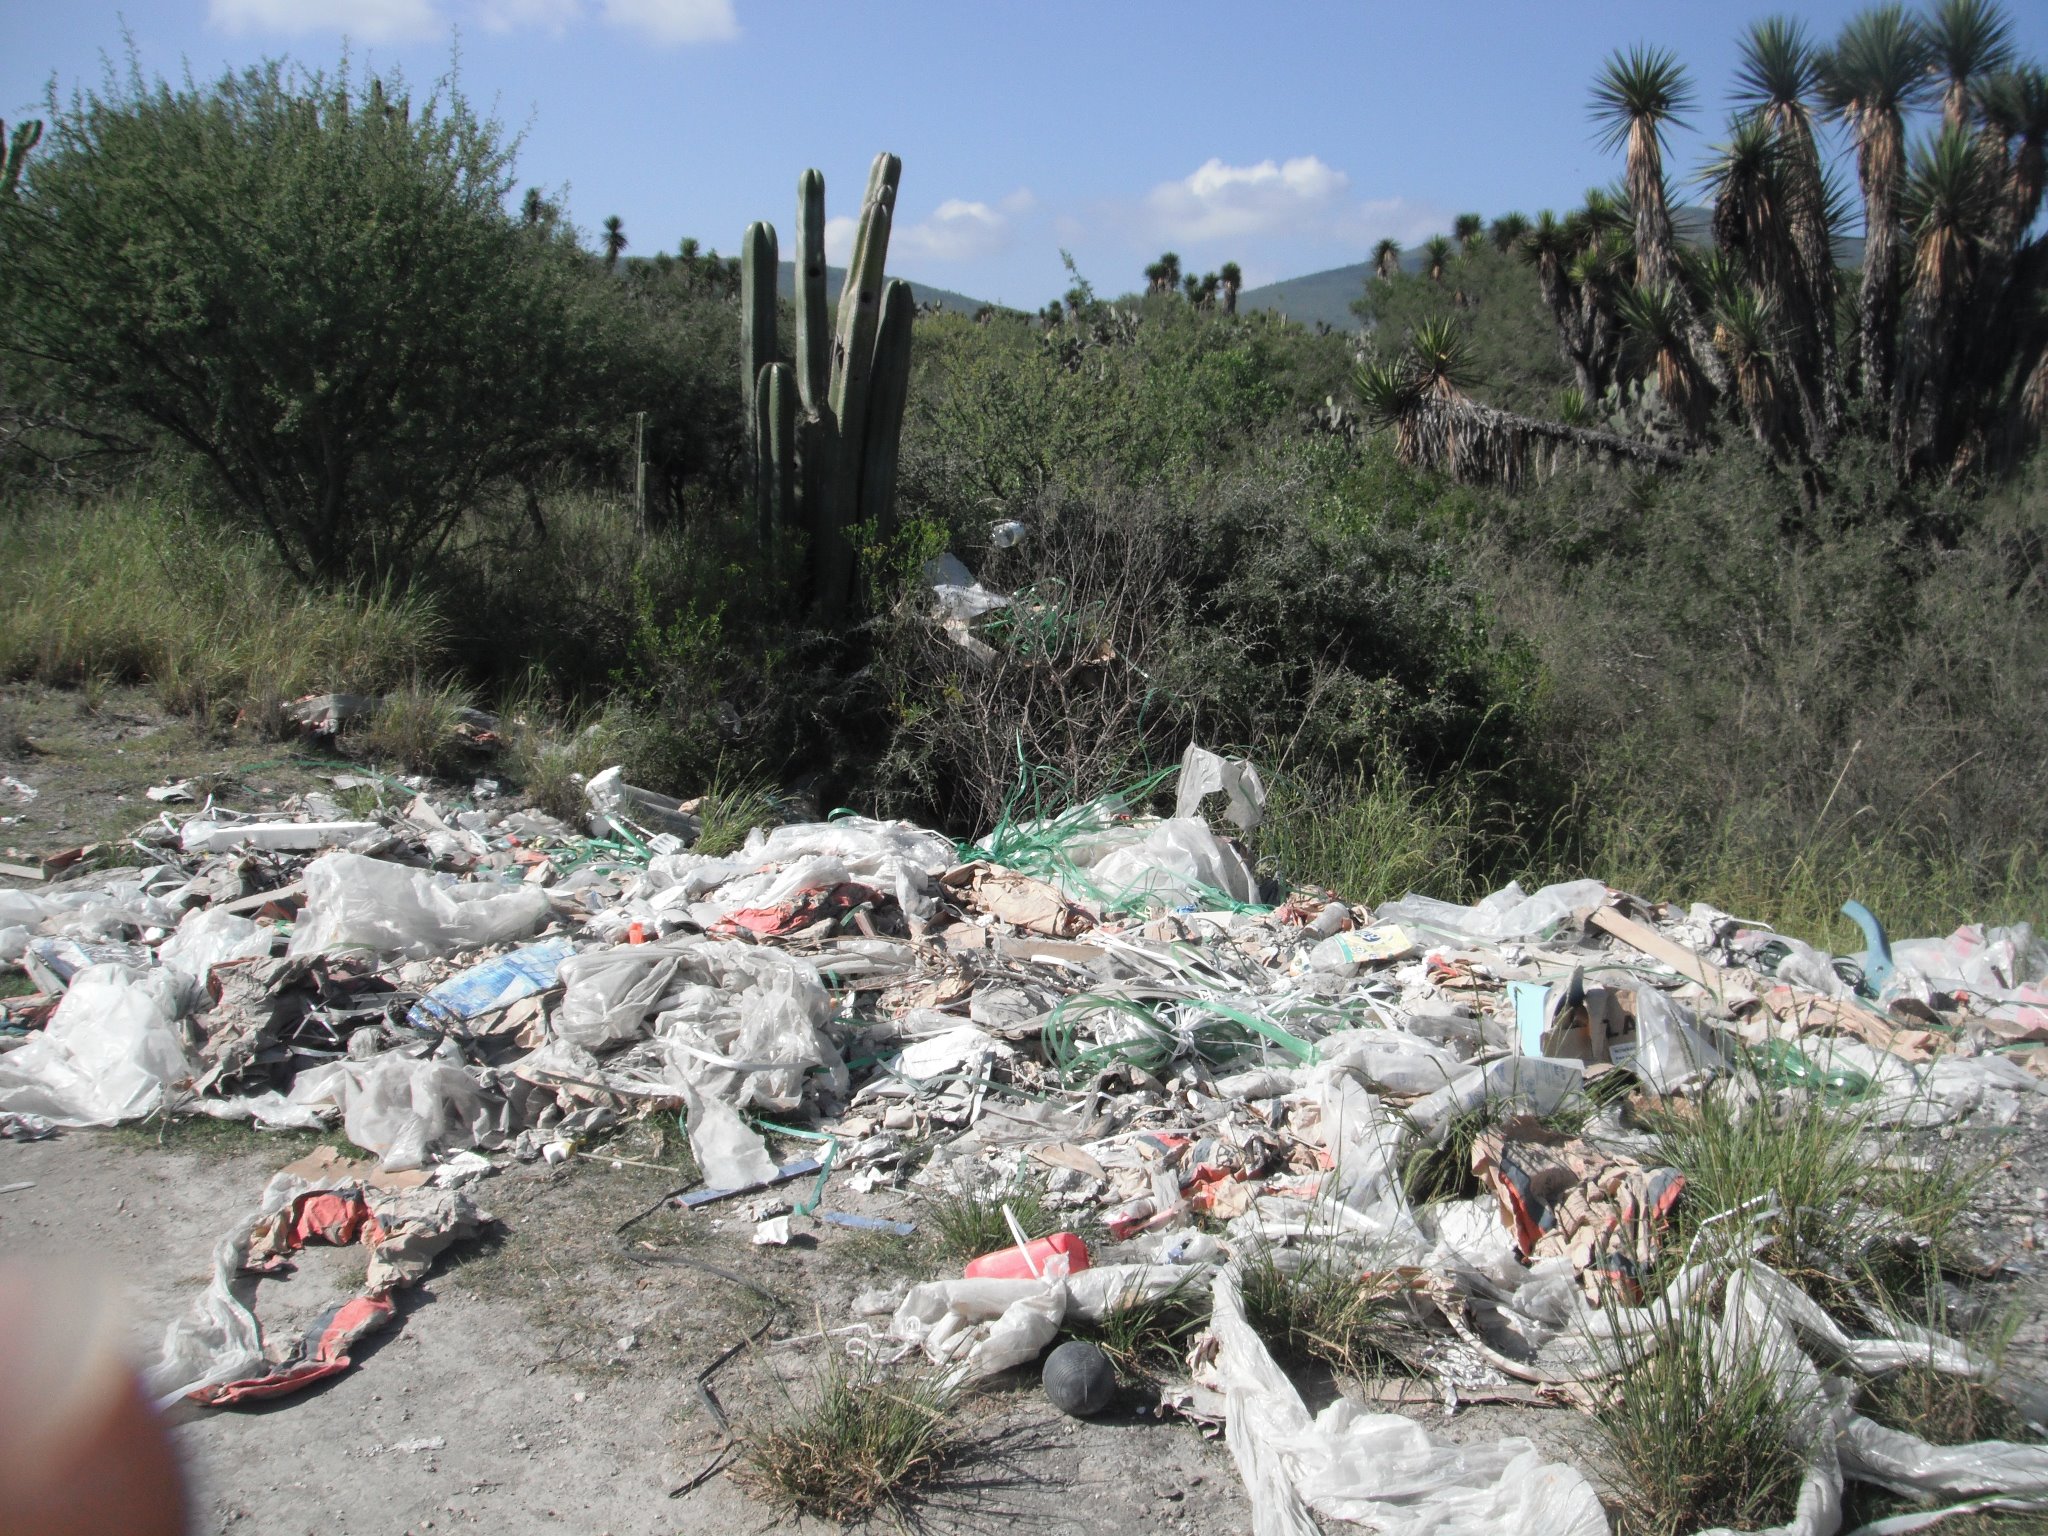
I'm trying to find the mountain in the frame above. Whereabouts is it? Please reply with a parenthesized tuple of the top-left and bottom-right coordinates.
(1236, 207, 1865, 333)
(774, 262, 989, 317)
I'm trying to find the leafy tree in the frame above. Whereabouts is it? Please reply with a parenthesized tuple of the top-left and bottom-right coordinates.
(1219, 261, 1243, 315)
(603, 213, 628, 269)
(0, 58, 608, 582)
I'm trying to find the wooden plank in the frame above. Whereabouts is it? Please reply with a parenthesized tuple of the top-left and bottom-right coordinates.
(1588, 905, 1723, 989)
(216, 880, 303, 916)
(0, 862, 45, 882)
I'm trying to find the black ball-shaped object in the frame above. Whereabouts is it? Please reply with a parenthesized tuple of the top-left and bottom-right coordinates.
(1042, 1340, 1116, 1417)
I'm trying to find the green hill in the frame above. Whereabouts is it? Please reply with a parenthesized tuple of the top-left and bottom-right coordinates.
(774, 262, 989, 317)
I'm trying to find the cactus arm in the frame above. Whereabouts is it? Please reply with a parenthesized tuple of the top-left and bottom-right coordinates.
(794, 169, 831, 418)
(740, 219, 778, 498)
(756, 361, 798, 548)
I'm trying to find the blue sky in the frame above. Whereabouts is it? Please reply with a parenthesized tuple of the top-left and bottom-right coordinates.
(7, 2, 2048, 306)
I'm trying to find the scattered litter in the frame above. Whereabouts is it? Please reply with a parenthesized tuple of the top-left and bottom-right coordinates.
(145, 780, 196, 804)
(2, 776, 38, 803)
(2, 734, 2044, 1536)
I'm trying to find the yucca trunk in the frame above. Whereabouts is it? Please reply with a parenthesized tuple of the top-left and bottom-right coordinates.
(1390, 394, 1684, 488)
(1854, 115, 1908, 405)
(1769, 107, 1844, 444)
(1627, 122, 1678, 288)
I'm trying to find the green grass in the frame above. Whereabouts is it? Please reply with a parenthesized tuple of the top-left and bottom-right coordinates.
(0, 493, 441, 734)
(0, 972, 35, 999)
(1640, 1082, 1989, 1312)
(1401, 1098, 1591, 1208)
(923, 1174, 1057, 1264)
(349, 674, 479, 778)
(736, 1354, 959, 1523)
(102, 1113, 355, 1157)
(1591, 1295, 1816, 1536)
(1061, 1269, 1209, 1385)
(1238, 1239, 1419, 1379)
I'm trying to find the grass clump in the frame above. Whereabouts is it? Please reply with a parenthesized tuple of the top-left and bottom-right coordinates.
(351, 675, 478, 777)
(1400, 1098, 1592, 1208)
(1238, 1240, 1417, 1378)
(736, 1354, 959, 1523)
(1641, 1077, 1988, 1311)
(1062, 1270, 1208, 1385)
(1859, 1366, 2038, 1447)
(924, 1175, 1056, 1264)
(1593, 1297, 1815, 1536)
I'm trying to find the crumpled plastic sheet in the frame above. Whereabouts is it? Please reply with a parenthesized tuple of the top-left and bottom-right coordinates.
(158, 905, 275, 991)
(1176, 744, 1268, 833)
(550, 937, 846, 1185)
(1074, 817, 1257, 910)
(0, 963, 192, 1125)
(287, 1052, 496, 1171)
(287, 852, 551, 960)
(147, 1170, 482, 1408)
(888, 1263, 1209, 1378)
(1203, 1267, 1608, 1536)
(1886, 923, 2048, 1031)
(1374, 879, 1610, 945)
(633, 817, 955, 928)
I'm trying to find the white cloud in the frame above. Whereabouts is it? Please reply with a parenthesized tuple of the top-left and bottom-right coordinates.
(896, 197, 1017, 264)
(599, 0, 738, 44)
(473, 0, 580, 32)
(209, 0, 442, 42)
(823, 215, 857, 266)
(1145, 155, 1349, 243)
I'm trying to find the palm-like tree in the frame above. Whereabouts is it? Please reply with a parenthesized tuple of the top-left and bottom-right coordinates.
(1218, 261, 1243, 315)
(1894, 123, 2001, 466)
(1618, 280, 1715, 438)
(1709, 283, 1788, 451)
(1143, 259, 1168, 295)
(602, 214, 628, 270)
(1488, 212, 1530, 253)
(1820, 4, 1934, 406)
(1422, 234, 1453, 283)
(1924, 0, 2014, 131)
(1453, 212, 1484, 252)
(1976, 66, 2048, 249)
(1591, 45, 1694, 288)
(1733, 15, 1843, 442)
(1372, 237, 1402, 280)
(1159, 251, 1182, 292)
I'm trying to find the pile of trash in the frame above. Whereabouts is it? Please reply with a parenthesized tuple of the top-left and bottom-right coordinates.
(4, 743, 2047, 1533)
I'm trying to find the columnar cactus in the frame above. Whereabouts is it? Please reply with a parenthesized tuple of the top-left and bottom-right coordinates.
(740, 153, 915, 622)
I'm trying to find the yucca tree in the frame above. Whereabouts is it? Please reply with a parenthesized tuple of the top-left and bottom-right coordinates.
(1521, 209, 1610, 398)
(602, 214, 627, 269)
(1422, 233, 1453, 283)
(1218, 260, 1242, 315)
(1710, 283, 1790, 451)
(1488, 212, 1530, 253)
(1159, 251, 1182, 291)
(1924, 0, 2014, 131)
(1453, 212, 1484, 252)
(1976, 66, 2048, 250)
(1356, 319, 1682, 486)
(1372, 237, 1402, 280)
(1894, 123, 2000, 468)
(1591, 45, 1694, 289)
(1821, 4, 1934, 407)
(1733, 15, 1844, 443)
(1143, 259, 1168, 295)
(1618, 279, 1716, 438)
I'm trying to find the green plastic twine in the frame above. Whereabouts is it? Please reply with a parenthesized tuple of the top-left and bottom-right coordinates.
(750, 1118, 838, 1215)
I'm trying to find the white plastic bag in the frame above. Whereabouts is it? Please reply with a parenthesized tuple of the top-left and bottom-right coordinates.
(158, 905, 274, 988)
(1086, 818, 1255, 910)
(288, 1052, 493, 1171)
(1375, 879, 1608, 944)
(0, 963, 193, 1125)
(288, 852, 550, 960)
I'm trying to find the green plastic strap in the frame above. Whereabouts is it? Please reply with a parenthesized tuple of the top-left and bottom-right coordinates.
(750, 1118, 838, 1215)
